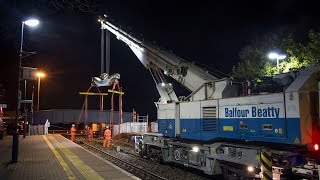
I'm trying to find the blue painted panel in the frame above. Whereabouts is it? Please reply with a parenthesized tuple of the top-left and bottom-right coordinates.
(219, 118, 286, 138)
(218, 118, 300, 144)
(158, 119, 175, 137)
(158, 118, 302, 145)
(286, 118, 301, 144)
(180, 119, 202, 139)
(238, 119, 258, 136)
(258, 119, 286, 138)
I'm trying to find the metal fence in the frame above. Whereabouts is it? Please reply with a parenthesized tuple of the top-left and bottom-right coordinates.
(113, 122, 158, 135)
(29, 125, 44, 135)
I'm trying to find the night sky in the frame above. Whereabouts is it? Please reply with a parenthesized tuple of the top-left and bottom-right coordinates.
(1, 1, 319, 120)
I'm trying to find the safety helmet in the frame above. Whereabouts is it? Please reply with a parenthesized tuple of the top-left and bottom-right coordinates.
(106, 126, 109, 129)
(72, 124, 75, 127)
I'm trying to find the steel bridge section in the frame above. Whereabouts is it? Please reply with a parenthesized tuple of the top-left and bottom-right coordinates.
(27, 109, 133, 125)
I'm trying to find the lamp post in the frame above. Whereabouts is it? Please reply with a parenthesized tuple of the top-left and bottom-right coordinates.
(268, 52, 286, 73)
(13, 18, 39, 163)
(36, 72, 45, 111)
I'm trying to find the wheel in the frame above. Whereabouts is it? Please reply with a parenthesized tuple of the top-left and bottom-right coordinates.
(222, 167, 241, 180)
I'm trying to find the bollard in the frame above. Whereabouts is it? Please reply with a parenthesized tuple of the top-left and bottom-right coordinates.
(12, 131, 19, 163)
(23, 123, 26, 138)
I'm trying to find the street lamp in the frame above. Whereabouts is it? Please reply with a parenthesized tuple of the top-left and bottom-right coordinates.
(268, 52, 286, 73)
(36, 72, 45, 111)
(13, 18, 40, 163)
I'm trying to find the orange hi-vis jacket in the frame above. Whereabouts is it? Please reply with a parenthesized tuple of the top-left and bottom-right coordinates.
(71, 127, 76, 135)
(104, 129, 111, 140)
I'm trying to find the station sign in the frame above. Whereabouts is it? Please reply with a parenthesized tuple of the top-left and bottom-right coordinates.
(0, 104, 7, 108)
(20, 100, 33, 104)
(22, 67, 38, 80)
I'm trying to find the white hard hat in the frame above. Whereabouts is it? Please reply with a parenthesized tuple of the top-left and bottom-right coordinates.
(106, 126, 109, 129)
(72, 124, 75, 127)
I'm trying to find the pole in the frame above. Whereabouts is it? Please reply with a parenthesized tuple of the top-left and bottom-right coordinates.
(31, 85, 34, 124)
(101, 28, 104, 74)
(13, 22, 24, 163)
(23, 80, 27, 138)
(37, 76, 40, 111)
(105, 30, 110, 74)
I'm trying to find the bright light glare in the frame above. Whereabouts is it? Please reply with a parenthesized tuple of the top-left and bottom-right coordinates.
(24, 19, 40, 27)
(36, 72, 45, 78)
(247, 166, 254, 172)
(268, 52, 279, 59)
(314, 144, 319, 151)
(192, 146, 199, 152)
(278, 55, 286, 60)
(268, 52, 286, 60)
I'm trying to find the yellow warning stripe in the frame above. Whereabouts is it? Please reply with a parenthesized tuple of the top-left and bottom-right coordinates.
(262, 166, 273, 179)
(43, 135, 76, 180)
(261, 150, 272, 180)
(261, 154, 272, 167)
(263, 151, 272, 162)
(48, 135, 104, 180)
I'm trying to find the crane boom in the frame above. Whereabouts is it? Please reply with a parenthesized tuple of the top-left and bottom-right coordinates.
(99, 16, 237, 102)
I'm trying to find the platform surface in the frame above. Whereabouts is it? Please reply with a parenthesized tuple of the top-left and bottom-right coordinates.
(0, 134, 139, 180)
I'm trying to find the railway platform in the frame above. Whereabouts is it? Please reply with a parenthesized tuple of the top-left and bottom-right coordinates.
(0, 134, 139, 180)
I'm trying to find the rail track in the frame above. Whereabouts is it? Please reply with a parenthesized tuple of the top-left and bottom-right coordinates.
(78, 140, 166, 180)
(59, 134, 212, 180)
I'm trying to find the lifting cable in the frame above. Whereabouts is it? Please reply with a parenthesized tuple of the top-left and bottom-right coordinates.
(78, 85, 104, 130)
(110, 79, 123, 137)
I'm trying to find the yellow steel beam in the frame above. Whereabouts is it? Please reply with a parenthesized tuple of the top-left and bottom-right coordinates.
(79, 92, 108, 96)
(108, 89, 124, 95)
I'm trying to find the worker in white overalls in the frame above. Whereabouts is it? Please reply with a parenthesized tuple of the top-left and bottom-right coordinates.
(44, 119, 50, 135)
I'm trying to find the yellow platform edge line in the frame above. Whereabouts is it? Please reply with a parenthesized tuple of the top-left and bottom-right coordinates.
(49, 136, 104, 180)
(43, 135, 76, 180)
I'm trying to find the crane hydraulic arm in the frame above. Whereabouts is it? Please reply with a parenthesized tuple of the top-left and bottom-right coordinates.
(99, 16, 236, 102)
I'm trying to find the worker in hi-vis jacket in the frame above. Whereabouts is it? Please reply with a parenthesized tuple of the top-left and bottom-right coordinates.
(70, 124, 76, 142)
(103, 126, 111, 148)
(88, 126, 93, 142)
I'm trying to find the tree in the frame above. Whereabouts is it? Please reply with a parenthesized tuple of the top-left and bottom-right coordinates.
(304, 30, 320, 64)
(232, 33, 281, 80)
(232, 30, 320, 80)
